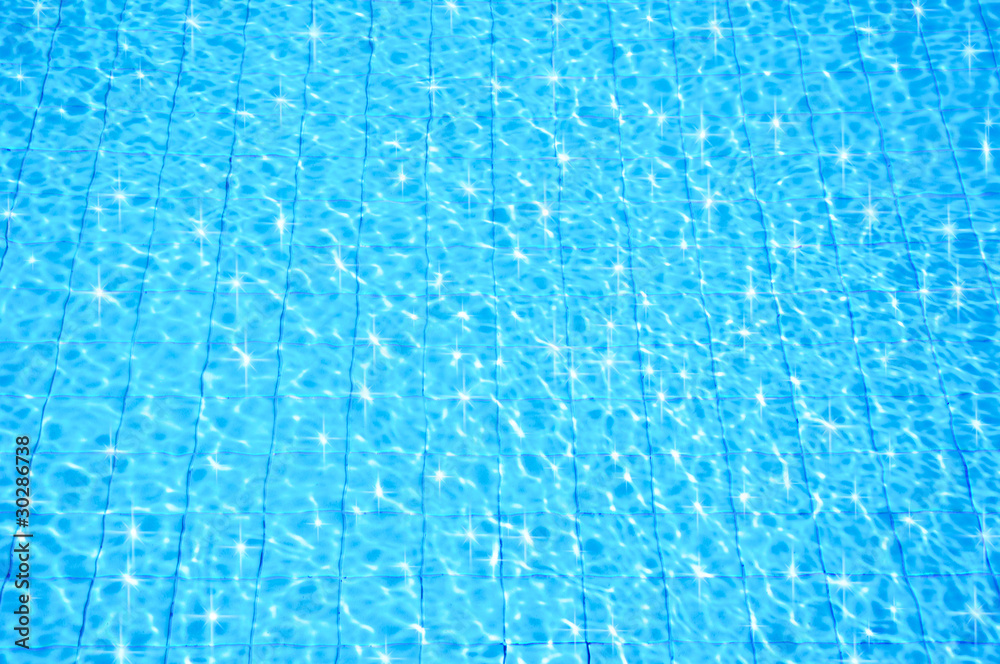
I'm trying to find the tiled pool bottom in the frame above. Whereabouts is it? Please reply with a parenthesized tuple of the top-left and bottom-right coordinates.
(2, 0, 1000, 661)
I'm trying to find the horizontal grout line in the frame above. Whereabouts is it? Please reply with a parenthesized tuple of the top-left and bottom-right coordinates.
(4, 99, 1000, 123)
(3, 143, 999, 165)
(0, 286, 994, 298)
(19, 507, 999, 520)
(5, 637, 1000, 652)
(1, 391, 997, 401)
(4, 53, 997, 83)
(14, 569, 1000, 584)
(10, 447, 998, 459)
(0, 237, 993, 250)
(3, 336, 998, 348)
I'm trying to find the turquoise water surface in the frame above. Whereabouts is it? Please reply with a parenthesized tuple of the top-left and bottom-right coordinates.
(1, 0, 1000, 661)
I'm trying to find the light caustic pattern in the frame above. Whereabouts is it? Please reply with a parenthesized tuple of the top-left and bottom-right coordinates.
(0, 0, 999, 662)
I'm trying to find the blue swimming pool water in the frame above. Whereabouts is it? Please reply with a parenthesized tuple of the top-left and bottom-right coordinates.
(2, 0, 1000, 661)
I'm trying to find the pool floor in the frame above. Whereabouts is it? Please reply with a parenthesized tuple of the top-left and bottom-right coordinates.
(2, 0, 1000, 662)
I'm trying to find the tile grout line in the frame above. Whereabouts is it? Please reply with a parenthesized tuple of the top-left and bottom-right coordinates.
(159, 0, 255, 659)
(333, 2, 377, 661)
(547, 0, 592, 659)
(417, 0, 437, 661)
(487, 0, 509, 659)
(72, 0, 163, 655)
(246, 0, 318, 660)
(605, 2, 677, 661)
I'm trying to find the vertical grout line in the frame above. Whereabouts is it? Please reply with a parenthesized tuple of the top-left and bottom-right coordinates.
(681, 6, 758, 659)
(773, 0, 863, 657)
(548, 1, 592, 660)
(247, 0, 316, 659)
(487, 2, 509, 660)
(73, 0, 164, 656)
(603, 2, 676, 661)
(334, 2, 376, 662)
(417, 1, 436, 661)
(160, 1, 254, 660)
